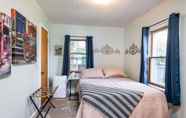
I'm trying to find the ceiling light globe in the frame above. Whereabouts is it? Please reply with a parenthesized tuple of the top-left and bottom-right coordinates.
(93, 0, 112, 5)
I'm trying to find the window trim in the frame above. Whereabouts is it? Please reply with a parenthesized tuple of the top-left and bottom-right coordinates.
(148, 26, 168, 88)
(70, 52, 86, 55)
(70, 39, 86, 41)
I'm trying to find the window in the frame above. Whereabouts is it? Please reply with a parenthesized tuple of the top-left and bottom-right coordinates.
(70, 40, 86, 72)
(149, 27, 168, 87)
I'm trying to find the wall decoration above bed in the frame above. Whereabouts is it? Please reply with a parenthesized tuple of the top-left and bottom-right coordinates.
(125, 43, 140, 55)
(94, 44, 120, 55)
(0, 12, 12, 79)
(11, 9, 37, 65)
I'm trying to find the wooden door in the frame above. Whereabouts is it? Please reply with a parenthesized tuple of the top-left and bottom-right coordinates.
(41, 27, 48, 91)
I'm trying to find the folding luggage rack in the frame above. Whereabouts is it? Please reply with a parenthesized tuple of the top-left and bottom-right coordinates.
(29, 87, 57, 118)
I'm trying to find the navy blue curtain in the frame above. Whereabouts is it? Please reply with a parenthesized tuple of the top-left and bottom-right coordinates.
(165, 13, 180, 105)
(139, 27, 150, 85)
(86, 36, 94, 68)
(62, 35, 70, 75)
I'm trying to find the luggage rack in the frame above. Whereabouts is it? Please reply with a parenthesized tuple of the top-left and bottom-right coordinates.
(29, 87, 57, 118)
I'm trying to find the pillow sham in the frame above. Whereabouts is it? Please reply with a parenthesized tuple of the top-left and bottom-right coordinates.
(103, 68, 127, 78)
(80, 68, 104, 79)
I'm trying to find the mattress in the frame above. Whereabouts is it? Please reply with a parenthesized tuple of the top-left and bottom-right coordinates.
(76, 78, 169, 118)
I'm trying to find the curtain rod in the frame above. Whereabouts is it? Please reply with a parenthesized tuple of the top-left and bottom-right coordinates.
(148, 18, 168, 28)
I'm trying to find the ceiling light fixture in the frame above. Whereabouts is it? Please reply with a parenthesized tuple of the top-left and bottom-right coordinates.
(93, 0, 112, 6)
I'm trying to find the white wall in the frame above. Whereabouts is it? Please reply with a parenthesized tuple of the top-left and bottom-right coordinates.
(124, 0, 186, 118)
(49, 24, 125, 78)
(0, 0, 48, 118)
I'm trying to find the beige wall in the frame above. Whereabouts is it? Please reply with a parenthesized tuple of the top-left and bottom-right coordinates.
(0, 0, 48, 118)
(124, 0, 186, 118)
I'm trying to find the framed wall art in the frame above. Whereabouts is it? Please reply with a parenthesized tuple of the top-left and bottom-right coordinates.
(54, 45, 63, 56)
(0, 12, 11, 79)
(11, 9, 37, 65)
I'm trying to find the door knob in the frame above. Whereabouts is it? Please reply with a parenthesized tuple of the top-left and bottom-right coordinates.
(41, 72, 44, 74)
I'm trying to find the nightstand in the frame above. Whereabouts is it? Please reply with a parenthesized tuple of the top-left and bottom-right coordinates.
(68, 77, 80, 100)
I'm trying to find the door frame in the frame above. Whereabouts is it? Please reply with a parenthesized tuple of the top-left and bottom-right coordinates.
(40, 26, 49, 90)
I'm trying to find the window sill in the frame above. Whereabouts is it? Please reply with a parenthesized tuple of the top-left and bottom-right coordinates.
(148, 84, 165, 92)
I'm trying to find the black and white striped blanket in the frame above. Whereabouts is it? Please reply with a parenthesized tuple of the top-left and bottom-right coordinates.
(80, 84, 144, 118)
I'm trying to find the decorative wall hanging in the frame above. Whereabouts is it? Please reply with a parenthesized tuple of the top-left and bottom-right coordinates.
(54, 45, 63, 56)
(11, 9, 37, 65)
(125, 43, 140, 55)
(94, 44, 120, 55)
(0, 12, 11, 79)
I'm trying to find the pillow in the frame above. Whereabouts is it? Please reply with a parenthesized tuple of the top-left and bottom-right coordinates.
(103, 68, 127, 78)
(80, 68, 104, 79)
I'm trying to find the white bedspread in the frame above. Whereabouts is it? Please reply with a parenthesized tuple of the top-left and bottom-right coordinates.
(76, 78, 169, 118)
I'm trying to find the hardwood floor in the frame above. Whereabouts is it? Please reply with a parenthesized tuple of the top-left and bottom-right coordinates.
(47, 98, 79, 118)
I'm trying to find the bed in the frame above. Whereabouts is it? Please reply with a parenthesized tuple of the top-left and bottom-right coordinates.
(76, 68, 169, 118)
(76, 78, 169, 118)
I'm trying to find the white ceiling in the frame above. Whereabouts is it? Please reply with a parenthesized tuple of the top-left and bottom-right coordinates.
(36, 0, 163, 27)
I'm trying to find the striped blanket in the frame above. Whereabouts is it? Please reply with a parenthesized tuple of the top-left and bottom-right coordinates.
(80, 84, 144, 118)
